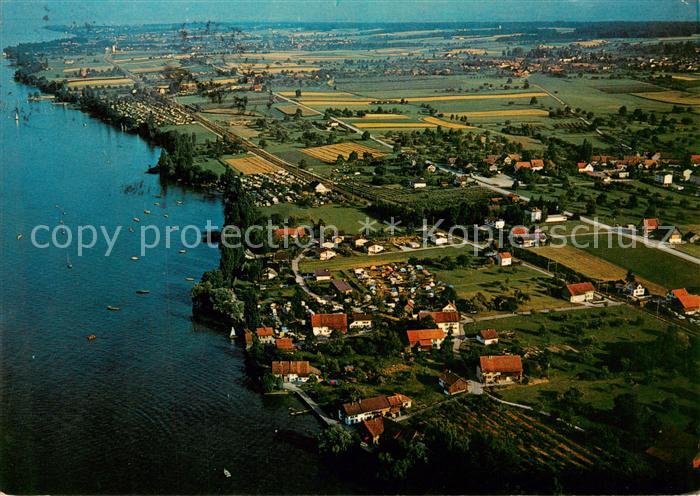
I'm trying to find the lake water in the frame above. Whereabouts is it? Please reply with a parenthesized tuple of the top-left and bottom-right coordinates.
(0, 17, 355, 495)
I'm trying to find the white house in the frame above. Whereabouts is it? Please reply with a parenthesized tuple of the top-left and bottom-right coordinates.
(655, 173, 673, 186)
(314, 268, 332, 282)
(485, 218, 506, 229)
(564, 282, 596, 303)
(545, 214, 568, 224)
(432, 233, 448, 246)
(314, 182, 331, 194)
(530, 208, 542, 223)
(477, 329, 499, 346)
(271, 361, 320, 383)
(263, 267, 278, 280)
(349, 313, 373, 330)
(354, 237, 369, 248)
(255, 327, 276, 345)
(367, 244, 384, 255)
(417, 311, 461, 336)
(496, 252, 512, 267)
(412, 180, 427, 189)
(624, 281, 646, 299)
(319, 250, 337, 261)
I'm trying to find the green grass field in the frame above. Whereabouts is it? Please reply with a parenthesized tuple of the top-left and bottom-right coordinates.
(261, 203, 378, 234)
(466, 305, 699, 430)
(580, 236, 699, 291)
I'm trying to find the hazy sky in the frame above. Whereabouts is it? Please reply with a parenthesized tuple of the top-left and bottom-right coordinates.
(2, 0, 697, 26)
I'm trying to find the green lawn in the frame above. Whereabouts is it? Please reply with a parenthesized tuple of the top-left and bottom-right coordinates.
(261, 203, 379, 235)
(431, 263, 568, 312)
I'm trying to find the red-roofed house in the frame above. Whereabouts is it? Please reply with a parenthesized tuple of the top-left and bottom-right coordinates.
(577, 162, 594, 173)
(271, 361, 320, 383)
(273, 226, 306, 239)
(564, 282, 596, 303)
(496, 252, 512, 267)
(530, 159, 544, 171)
(275, 337, 295, 351)
(477, 355, 523, 385)
(340, 393, 411, 424)
(690, 154, 700, 166)
(438, 371, 469, 395)
(642, 218, 659, 236)
(515, 161, 532, 171)
(361, 417, 385, 445)
(311, 313, 348, 336)
(255, 327, 275, 345)
(668, 289, 700, 316)
(477, 329, 499, 346)
(406, 329, 445, 351)
(418, 311, 461, 336)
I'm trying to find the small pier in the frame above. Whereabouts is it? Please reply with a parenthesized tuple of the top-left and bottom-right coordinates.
(283, 384, 339, 426)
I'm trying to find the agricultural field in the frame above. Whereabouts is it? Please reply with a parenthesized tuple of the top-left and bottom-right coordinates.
(580, 236, 700, 291)
(274, 104, 319, 116)
(632, 90, 700, 106)
(532, 244, 667, 295)
(415, 396, 619, 472)
(66, 77, 134, 88)
(301, 142, 387, 163)
(225, 154, 280, 175)
(455, 109, 550, 118)
(160, 123, 220, 144)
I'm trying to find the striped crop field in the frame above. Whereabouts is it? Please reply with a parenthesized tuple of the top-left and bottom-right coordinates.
(225, 154, 281, 175)
(455, 109, 550, 118)
(302, 142, 386, 162)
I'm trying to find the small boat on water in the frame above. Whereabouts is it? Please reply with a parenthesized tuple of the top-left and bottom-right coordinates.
(176, 200, 183, 205)
(163, 214, 169, 218)
(223, 468, 231, 478)
(66, 253, 73, 269)
(131, 256, 139, 261)
(178, 249, 187, 254)
(16, 234, 23, 240)
(153, 202, 160, 206)
(144, 210, 151, 215)
(128, 227, 135, 233)
(107, 306, 120, 311)
(136, 289, 150, 295)
(185, 277, 195, 282)
(229, 326, 236, 338)
(86, 334, 97, 341)
(132, 217, 140, 222)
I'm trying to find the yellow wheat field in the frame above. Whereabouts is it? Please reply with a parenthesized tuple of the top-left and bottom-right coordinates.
(454, 109, 550, 118)
(633, 90, 700, 106)
(422, 116, 473, 129)
(361, 113, 408, 119)
(302, 142, 386, 162)
(67, 77, 134, 87)
(225, 155, 281, 175)
(671, 75, 699, 81)
(353, 122, 434, 129)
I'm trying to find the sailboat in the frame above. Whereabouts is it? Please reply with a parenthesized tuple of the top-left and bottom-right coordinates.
(229, 326, 236, 339)
(14, 108, 19, 122)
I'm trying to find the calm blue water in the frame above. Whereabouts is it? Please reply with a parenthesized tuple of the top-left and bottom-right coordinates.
(0, 17, 354, 495)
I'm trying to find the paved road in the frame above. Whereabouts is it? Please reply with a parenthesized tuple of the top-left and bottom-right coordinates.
(291, 249, 325, 303)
